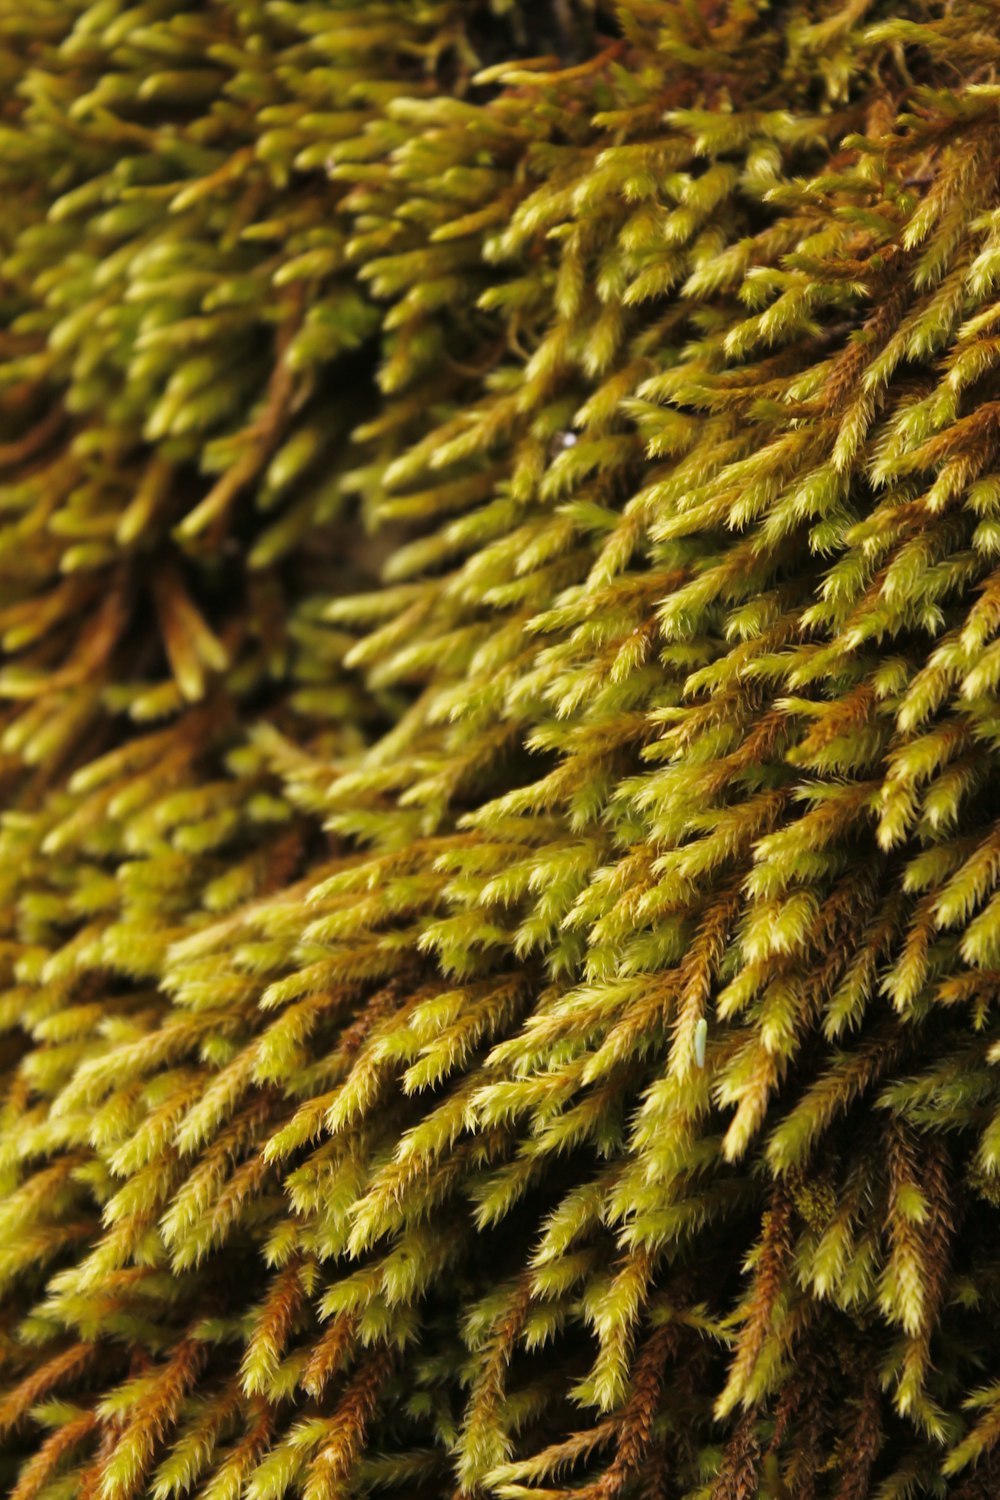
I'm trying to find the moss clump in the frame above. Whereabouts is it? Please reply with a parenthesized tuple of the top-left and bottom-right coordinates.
(5, 0, 1000, 1496)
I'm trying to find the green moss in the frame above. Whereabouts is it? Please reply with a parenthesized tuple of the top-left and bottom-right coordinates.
(3, 0, 1000, 1495)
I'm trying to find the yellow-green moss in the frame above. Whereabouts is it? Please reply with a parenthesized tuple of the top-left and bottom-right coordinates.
(3, 1, 1000, 1496)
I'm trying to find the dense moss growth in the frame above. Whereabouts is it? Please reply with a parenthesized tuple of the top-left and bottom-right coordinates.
(6, 0, 1000, 1495)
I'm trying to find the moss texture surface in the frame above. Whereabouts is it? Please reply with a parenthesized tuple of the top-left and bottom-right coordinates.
(4, 1, 1000, 1496)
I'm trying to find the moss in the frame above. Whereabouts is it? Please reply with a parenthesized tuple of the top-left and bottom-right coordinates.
(3, 0, 1000, 1495)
